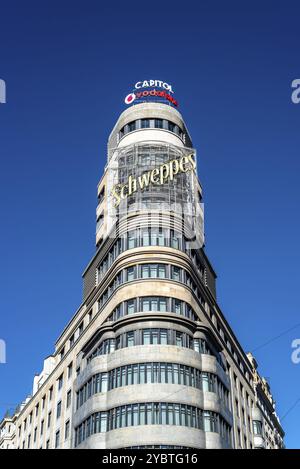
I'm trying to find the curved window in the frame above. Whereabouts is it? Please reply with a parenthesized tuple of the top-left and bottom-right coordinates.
(86, 328, 213, 363)
(96, 228, 206, 290)
(119, 119, 184, 140)
(76, 362, 229, 410)
(103, 296, 197, 322)
(74, 403, 231, 447)
(97, 262, 206, 313)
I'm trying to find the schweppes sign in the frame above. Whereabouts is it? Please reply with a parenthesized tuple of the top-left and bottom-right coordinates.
(111, 153, 196, 208)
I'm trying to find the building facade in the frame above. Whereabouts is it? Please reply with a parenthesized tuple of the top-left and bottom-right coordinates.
(0, 88, 284, 449)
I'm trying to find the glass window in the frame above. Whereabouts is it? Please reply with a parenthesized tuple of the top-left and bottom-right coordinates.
(159, 297, 167, 312)
(171, 266, 181, 281)
(158, 265, 166, 278)
(127, 266, 135, 281)
(141, 119, 150, 128)
(126, 331, 134, 347)
(55, 431, 60, 449)
(176, 332, 183, 347)
(155, 119, 163, 128)
(127, 299, 135, 315)
(152, 329, 159, 344)
(141, 297, 150, 312)
(160, 330, 168, 344)
(142, 265, 150, 278)
(150, 264, 157, 277)
(128, 231, 136, 249)
(253, 420, 262, 435)
(143, 330, 151, 345)
(142, 229, 150, 246)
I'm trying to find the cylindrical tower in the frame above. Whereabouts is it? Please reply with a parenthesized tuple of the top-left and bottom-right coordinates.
(76, 98, 233, 449)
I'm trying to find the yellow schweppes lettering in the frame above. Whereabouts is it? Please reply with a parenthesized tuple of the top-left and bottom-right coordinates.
(111, 153, 196, 208)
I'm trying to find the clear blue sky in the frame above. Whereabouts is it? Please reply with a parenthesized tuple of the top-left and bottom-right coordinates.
(0, 0, 299, 448)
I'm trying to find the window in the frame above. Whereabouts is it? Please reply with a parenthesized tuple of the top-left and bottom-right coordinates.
(68, 362, 73, 379)
(155, 118, 163, 128)
(235, 399, 239, 418)
(47, 411, 51, 428)
(128, 231, 136, 249)
(58, 374, 63, 391)
(78, 322, 84, 336)
(66, 390, 72, 408)
(171, 265, 181, 281)
(55, 431, 60, 449)
(46, 439, 50, 449)
(141, 297, 167, 312)
(126, 331, 134, 347)
(65, 420, 70, 440)
(69, 334, 74, 347)
(40, 420, 44, 436)
(126, 299, 135, 315)
(141, 118, 150, 128)
(57, 401, 62, 419)
(35, 404, 39, 417)
(126, 266, 136, 281)
(60, 347, 65, 360)
(34, 427, 37, 443)
(42, 395, 45, 409)
(253, 420, 263, 436)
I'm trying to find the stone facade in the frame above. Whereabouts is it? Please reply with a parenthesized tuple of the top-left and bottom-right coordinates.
(0, 101, 284, 449)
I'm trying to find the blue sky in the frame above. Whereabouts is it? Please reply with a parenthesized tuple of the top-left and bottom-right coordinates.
(0, 0, 299, 448)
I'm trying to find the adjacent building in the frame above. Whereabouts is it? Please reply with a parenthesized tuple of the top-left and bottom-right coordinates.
(0, 83, 285, 449)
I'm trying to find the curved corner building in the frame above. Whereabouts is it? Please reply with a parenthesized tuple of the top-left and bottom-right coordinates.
(2, 87, 285, 450)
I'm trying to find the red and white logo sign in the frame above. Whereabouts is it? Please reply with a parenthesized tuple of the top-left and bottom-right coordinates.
(124, 93, 136, 105)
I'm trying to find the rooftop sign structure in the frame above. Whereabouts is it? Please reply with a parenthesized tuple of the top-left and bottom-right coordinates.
(124, 79, 178, 107)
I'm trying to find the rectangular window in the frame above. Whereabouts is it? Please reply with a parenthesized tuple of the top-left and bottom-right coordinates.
(128, 231, 136, 249)
(171, 265, 181, 281)
(160, 330, 168, 344)
(47, 412, 51, 428)
(127, 299, 135, 315)
(68, 362, 73, 379)
(58, 374, 63, 391)
(57, 401, 62, 419)
(66, 390, 72, 408)
(155, 118, 163, 128)
(143, 330, 151, 345)
(141, 264, 149, 278)
(142, 229, 150, 246)
(55, 431, 60, 449)
(158, 265, 166, 278)
(65, 420, 70, 440)
(253, 420, 262, 435)
(141, 118, 150, 128)
(127, 266, 135, 281)
(126, 331, 134, 347)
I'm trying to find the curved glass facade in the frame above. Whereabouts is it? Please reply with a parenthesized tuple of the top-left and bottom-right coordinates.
(76, 362, 229, 410)
(119, 118, 184, 141)
(86, 327, 212, 363)
(74, 402, 231, 447)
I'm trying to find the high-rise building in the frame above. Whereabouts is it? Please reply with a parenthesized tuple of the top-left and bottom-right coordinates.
(0, 82, 284, 449)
